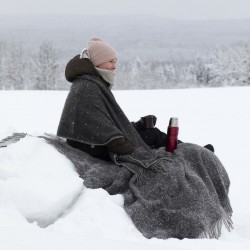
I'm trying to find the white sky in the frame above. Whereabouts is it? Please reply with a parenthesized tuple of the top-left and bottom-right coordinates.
(0, 0, 250, 20)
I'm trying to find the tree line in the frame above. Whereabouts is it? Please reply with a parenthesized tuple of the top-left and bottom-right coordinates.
(0, 41, 67, 90)
(0, 40, 250, 90)
(116, 42, 250, 89)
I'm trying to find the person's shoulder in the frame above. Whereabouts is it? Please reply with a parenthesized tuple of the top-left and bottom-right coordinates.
(76, 75, 102, 87)
(70, 76, 103, 97)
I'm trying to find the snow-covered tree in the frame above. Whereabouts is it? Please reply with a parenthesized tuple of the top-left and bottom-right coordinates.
(34, 42, 59, 90)
(1, 38, 250, 90)
(0, 41, 6, 89)
(4, 44, 27, 90)
(205, 44, 250, 87)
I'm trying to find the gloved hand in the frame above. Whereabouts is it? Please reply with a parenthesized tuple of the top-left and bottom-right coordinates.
(132, 115, 157, 130)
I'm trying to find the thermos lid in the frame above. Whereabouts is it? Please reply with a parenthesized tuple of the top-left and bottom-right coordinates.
(169, 117, 178, 127)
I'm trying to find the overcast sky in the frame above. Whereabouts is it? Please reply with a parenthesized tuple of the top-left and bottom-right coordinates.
(1, 0, 250, 20)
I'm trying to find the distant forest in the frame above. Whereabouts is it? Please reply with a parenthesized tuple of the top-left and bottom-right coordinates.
(0, 15, 250, 90)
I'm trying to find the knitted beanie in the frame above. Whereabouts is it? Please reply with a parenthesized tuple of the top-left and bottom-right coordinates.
(87, 37, 117, 67)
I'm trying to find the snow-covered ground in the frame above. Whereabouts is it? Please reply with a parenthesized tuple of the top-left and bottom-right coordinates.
(0, 87, 250, 250)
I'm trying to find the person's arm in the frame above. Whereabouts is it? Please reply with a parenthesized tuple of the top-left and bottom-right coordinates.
(107, 137, 135, 155)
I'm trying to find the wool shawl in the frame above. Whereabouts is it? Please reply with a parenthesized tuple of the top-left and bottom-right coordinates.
(57, 74, 153, 155)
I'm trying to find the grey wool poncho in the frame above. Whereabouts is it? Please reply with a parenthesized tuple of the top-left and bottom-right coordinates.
(55, 74, 233, 239)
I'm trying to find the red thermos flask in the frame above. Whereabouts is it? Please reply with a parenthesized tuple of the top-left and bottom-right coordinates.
(166, 117, 179, 153)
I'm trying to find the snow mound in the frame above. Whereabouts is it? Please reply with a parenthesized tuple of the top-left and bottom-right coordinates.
(0, 135, 83, 227)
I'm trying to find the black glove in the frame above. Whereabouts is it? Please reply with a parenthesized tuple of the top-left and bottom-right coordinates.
(132, 115, 157, 131)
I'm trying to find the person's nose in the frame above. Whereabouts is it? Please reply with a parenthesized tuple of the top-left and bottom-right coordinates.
(112, 62, 116, 70)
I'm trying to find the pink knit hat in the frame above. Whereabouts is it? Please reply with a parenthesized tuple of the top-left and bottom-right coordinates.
(87, 37, 117, 67)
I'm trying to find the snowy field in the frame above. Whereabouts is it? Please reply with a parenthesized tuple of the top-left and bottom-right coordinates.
(0, 87, 250, 250)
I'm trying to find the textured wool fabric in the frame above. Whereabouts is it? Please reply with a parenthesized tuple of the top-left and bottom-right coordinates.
(57, 74, 147, 148)
(87, 37, 117, 67)
(56, 74, 233, 239)
(43, 134, 233, 239)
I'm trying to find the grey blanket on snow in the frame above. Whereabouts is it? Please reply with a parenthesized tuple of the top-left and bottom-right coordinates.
(55, 75, 233, 239)
(43, 134, 233, 239)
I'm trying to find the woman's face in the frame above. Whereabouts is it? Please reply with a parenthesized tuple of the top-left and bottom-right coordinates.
(97, 58, 117, 71)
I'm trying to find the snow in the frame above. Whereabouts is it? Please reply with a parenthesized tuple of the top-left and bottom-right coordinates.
(0, 87, 250, 249)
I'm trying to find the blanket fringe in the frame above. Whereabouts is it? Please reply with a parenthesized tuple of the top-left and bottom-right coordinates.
(150, 157, 174, 173)
(135, 168, 144, 185)
(198, 208, 233, 239)
(0, 133, 27, 148)
(151, 153, 234, 239)
(134, 158, 173, 184)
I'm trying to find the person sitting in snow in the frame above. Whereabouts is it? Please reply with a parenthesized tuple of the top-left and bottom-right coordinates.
(56, 38, 232, 240)
(57, 37, 213, 161)
(58, 37, 173, 160)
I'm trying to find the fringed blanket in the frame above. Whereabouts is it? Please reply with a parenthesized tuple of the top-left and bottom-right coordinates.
(55, 74, 233, 239)
(43, 134, 233, 239)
